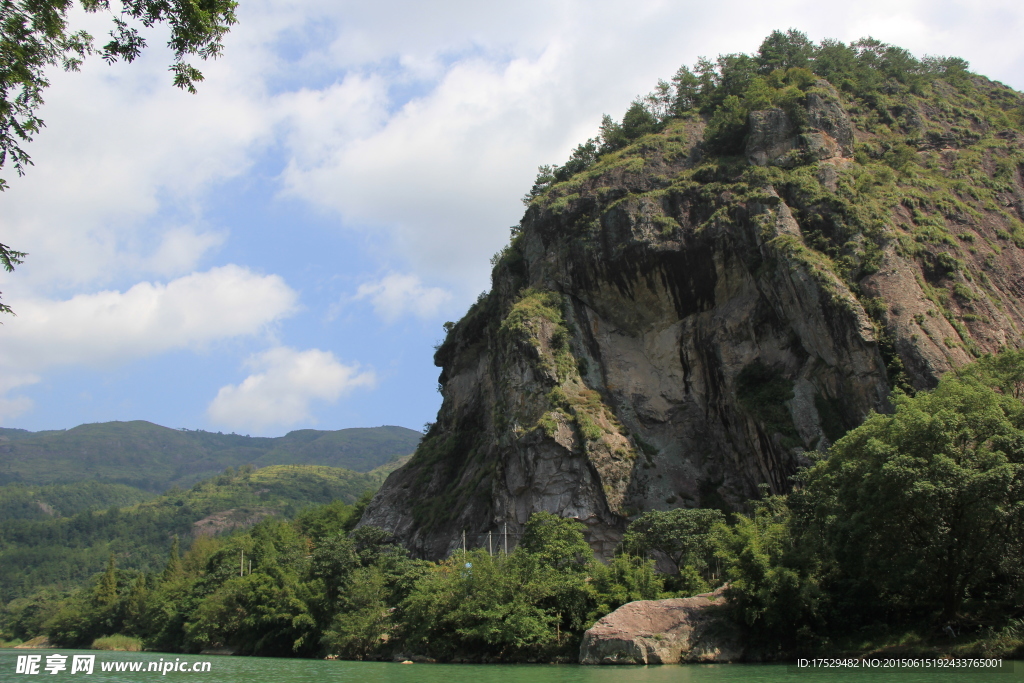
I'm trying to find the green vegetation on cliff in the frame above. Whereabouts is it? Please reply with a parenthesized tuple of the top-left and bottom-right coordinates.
(365, 27, 1024, 557)
(519, 28, 1024, 391)
(524, 30, 1019, 374)
(529, 29, 1006, 192)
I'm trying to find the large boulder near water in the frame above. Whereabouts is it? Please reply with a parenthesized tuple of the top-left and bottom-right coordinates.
(579, 588, 743, 664)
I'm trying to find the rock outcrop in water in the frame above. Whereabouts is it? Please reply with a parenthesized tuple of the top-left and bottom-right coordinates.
(360, 68, 1024, 560)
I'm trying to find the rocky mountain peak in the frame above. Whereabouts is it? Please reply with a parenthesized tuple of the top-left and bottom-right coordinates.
(360, 39, 1024, 560)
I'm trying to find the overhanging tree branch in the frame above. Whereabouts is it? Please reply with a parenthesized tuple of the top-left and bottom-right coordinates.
(0, 0, 237, 315)
(0, 240, 26, 316)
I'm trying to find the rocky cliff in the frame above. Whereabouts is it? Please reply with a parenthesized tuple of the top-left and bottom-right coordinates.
(360, 67, 1024, 560)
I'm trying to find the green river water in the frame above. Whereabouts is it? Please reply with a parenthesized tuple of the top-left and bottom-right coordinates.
(2, 650, 1020, 683)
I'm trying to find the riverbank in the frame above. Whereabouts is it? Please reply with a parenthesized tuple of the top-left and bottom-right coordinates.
(3, 629, 1022, 664)
(821, 625, 1024, 662)
(2, 649, 1021, 683)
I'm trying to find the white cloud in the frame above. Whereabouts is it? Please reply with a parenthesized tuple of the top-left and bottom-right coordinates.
(268, 0, 1024, 292)
(276, 74, 390, 167)
(353, 273, 452, 322)
(124, 227, 228, 279)
(207, 346, 375, 432)
(0, 265, 297, 377)
(0, 9, 272, 292)
(0, 372, 43, 421)
(5, 0, 1024, 431)
(0, 397, 33, 423)
(0, 390, 35, 423)
(278, 50, 565, 287)
(9, 0, 1024, 300)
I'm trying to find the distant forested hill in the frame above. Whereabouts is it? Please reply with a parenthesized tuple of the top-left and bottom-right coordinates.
(0, 463, 398, 601)
(0, 421, 421, 491)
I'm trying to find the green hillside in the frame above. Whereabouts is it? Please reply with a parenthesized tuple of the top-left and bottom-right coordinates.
(0, 482, 155, 521)
(0, 421, 420, 491)
(0, 462, 396, 602)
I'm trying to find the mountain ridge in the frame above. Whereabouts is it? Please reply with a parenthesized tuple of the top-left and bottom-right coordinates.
(0, 462, 388, 602)
(0, 420, 421, 491)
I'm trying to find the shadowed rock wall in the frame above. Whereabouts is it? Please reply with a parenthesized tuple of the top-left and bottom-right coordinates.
(360, 76, 1024, 560)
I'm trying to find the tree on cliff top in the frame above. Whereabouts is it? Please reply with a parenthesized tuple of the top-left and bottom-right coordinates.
(525, 29, 986, 200)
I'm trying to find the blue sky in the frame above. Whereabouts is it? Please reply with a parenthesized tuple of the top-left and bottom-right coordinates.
(2, 0, 1024, 436)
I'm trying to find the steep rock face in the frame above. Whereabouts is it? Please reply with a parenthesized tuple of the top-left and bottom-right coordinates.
(361, 77, 1024, 559)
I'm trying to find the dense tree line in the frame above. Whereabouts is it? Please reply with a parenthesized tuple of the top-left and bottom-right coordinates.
(0, 465, 382, 603)
(713, 352, 1024, 654)
(4, 352, 1024, 659)
(524, 28, 987, 203)
(2, 506, 665, 661)
(604, 352, 1024, 655)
